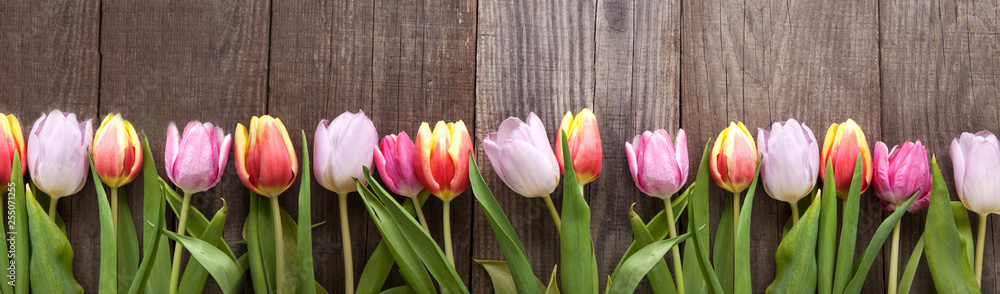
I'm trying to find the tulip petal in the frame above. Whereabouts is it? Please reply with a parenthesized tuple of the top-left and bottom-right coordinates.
(497, 140, 559, 197)
(165, 122, 180, 185)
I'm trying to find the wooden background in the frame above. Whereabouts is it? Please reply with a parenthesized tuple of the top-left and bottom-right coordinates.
(1, 0, 998, 292)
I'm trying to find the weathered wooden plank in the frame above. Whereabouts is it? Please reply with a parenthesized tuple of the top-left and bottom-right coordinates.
(99, 0, 269, 292)
(268, 0, 373, 291)
(474, 0, 595, 289)
(0, 0, 100, 291)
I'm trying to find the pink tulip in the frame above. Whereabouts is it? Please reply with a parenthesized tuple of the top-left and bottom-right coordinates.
(626, 129, 689, 198)
(950, 131, 1000, 215)
(374, 132, 423, 197)
(27, 110, 92, 198)
(165, 121, 232, 194)
(314, 110, 379, 195)
(757, 119, 819, 203)
(483, 113, 561, 198)
(872, 141, 931, 213)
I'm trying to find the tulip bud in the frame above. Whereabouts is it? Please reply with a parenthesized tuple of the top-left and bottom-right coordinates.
(625, 129, 688, 198)
(483, 113, 561, 198)
(234, 115, 298, 197)
(0, 114, 26, 185)
(820, 119, 873, 198)
(950, 131, 1000, 215)
(710, 122, 758, 193)
(374, 131, 424, 197)
(873, 141, 931, 213)
(92, 113, 143, 188)
(314, 110, 379, 195)
(555, 109, 602, 184)
(27, 110, 92, 197)
(757, 119, 819, 203)
(165, 121, 232, 194)
(414, 120, 473, 200)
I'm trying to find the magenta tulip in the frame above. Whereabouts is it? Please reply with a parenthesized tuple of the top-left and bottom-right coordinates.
(625, 129, 689, 198)
(314, 110, 379, 195)
(374, 131, 423, 197)
(27, 110, 92, 198)
(757, 119, 819, 204)
(873, 140, 931, 213)
(165, 121, 232, 194)
(483, 113, 561, 198)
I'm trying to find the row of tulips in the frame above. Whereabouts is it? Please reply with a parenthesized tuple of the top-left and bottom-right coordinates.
(0, 108, 992, 293)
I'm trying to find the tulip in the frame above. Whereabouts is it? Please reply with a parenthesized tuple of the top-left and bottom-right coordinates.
(314, 110, 378, 293)
(0, 114, 26, 186)
(164, 121, 232, 194)
(820, 119, 873, 198)
(234, 115, 297, 293)
(92, 113, 143, 188)
(950, 131, 1000, 284)
(483, 113, 562, 232)
(555, 109, 602, 185)
(873, 140, 931, 294)
(757, 119, 819, 224)
(27, 110, 92, 220)
(710, 122, 758, 193)
(625, 128, 689, 292)
(234, 115, 298, 197)
(415, 120, 473, 266)
(164, 121, 231, 293)
(374, 131, 430, 233)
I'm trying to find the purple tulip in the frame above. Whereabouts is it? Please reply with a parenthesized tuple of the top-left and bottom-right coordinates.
(314, 110, 379, 194)
(27, 110, 93, 198)
(482, 112, 560, 197)
(165, 121, 231, 194)
(757, 119, 819, 203)
(872, 141, 931, 212)
(373, 132, 424, 197)
(626, 129, 689, 198)
(951, 131, 1000, 215)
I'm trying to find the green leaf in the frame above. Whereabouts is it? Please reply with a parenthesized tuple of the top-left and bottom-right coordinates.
(8, 154, 28, 294)
(0, 165, 13, 294)
(611, 184, 692, 280)
(362, 169, 469, 294)
(90, 154, 116, 294)
(766, 192, 821, 293)
(612, 205, 677, 294)
(356, 181, 437, 294)
(898, 234, 924, 294)
(468, 152, 540, 294)
(117, 189, 139, 293)
(843, 191, 917, 293)
(686, 220, 723, 294)
(734, 166, 760, 294)
(713, 195, 734, 293)
(163, 182, 234, 259)
(544, 265, 560, 294)
(296, 131, 316, 294)
(178, 201, 234, 293)
(358, 196, 430, 294)
(26, 187, 83, 293)
(254, 195, 299, 293)
(924, 157, 979, 293)
(817, 160, 837, 294)
(683, 143, 714, 294)
(139, 135, 171, 294)
(245, 194, 271, 293)
(608, 231, 691, 294)
(831, 153, 865, 294)
(474, 260, 548, 293)
(951, 202, 975, 269)
(380, 286, 416, 294)
(160, 230, 242, 294)
(558, 130, 598, 294)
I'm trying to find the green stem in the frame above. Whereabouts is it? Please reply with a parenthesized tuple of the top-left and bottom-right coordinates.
(413, 192, 430, 233)
(888, 219, 901, 294)
(168, 192, 193, 294)
(789, 201, 800, 225)
(664, 197, 684, 294)
(48, 197, 58, 222)
(733, 190, 741, 287)
(339, 193, 354, 293)
(272, 196, 286, 294)
(542, 194, 562, 234)
(443, 198, 454, 265)
(111, 187, 119, 236)
(976, 213, 987, 285)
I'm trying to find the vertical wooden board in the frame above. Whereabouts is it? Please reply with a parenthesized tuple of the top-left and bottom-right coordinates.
(99, 0, 269, 291)
(474, 0, 594, 289)
(0, 0, 100, 291)
(269, 0, 374, 291)
(740, 0, 882, 291)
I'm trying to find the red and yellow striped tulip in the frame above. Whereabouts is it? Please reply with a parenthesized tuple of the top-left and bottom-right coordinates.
(414, 120, 473, 200)
(0, 114, 25, 185)
(555, 109, 602, 184)
(234, 115, 298, 197)
(710, 122, 758, 193)
(92, 113, 142, 188)
(820, 119, 873, 198)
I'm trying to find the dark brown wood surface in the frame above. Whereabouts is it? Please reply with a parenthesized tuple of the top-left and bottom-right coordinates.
(2, 0, 999, 292)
